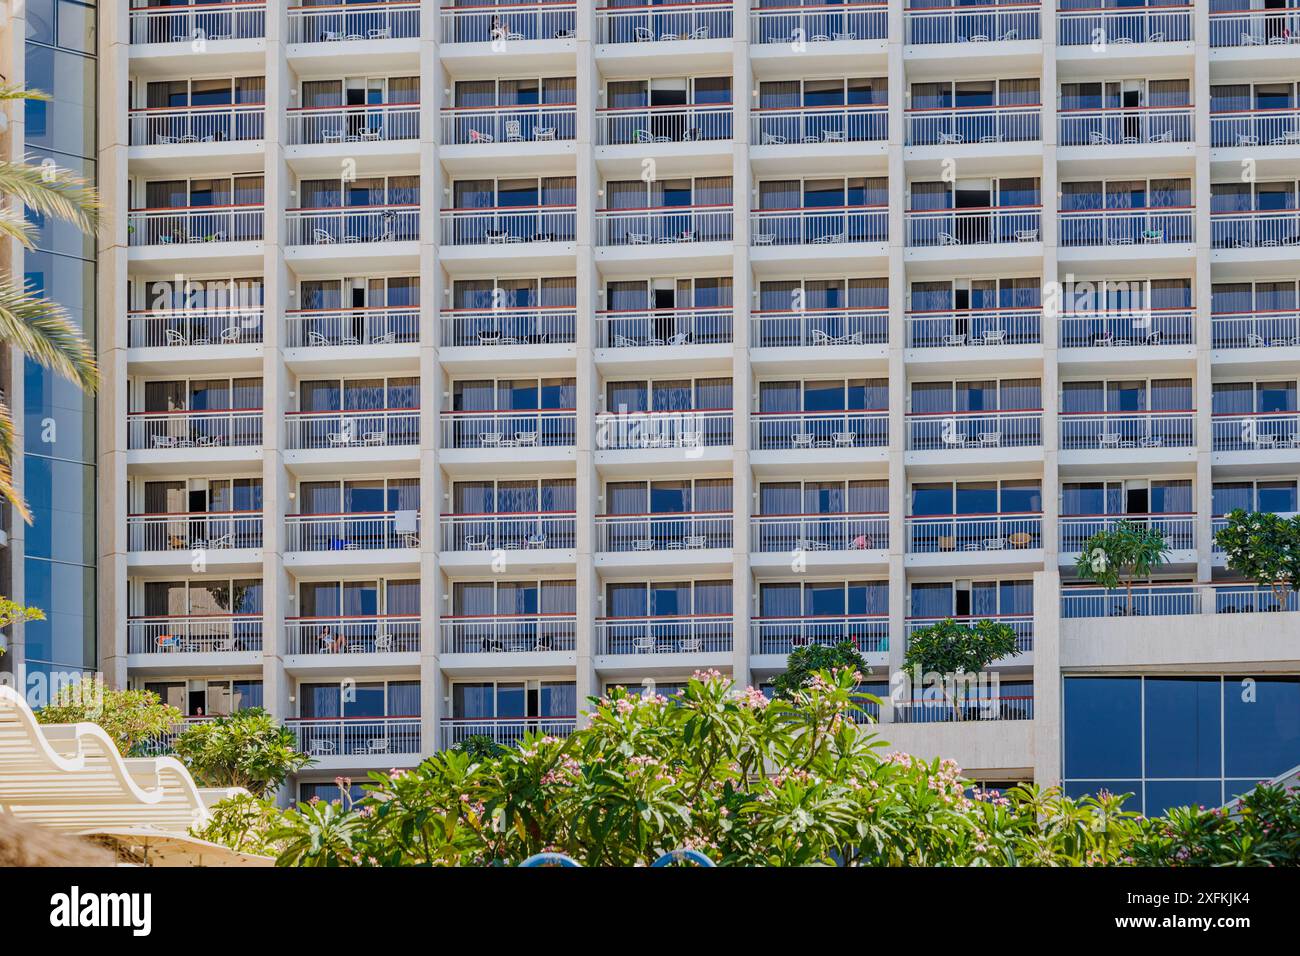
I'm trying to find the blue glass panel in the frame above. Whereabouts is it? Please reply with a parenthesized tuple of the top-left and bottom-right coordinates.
(1145, 677, 1221, 779)
(1224, 676, 1300, 779)
(1064, 676, 1142, 779)
(1145, 780, 1223, 816)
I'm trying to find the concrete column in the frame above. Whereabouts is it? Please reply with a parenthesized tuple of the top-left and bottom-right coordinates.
(1193, 0, 1214, 585)
(730, 14, 753, 688)
(1032, 568, 1061, 784)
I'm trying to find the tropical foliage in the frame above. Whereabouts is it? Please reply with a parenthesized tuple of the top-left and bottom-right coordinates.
(902, 618, 1022, 720)
(36, 679, 182, 757)
(172, 707, 314, 797)
(769, 641, 869, 699)
(1073, 519, 1171, 614)
(1214, 509, 1300, 608)
(0, 598, 44, 656)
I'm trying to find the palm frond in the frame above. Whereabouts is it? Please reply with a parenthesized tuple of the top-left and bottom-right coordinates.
(0, 283, 98, 393)
(0, 84, 50, 104)
(0, 159, 99, 240)
(0, 209, 35, 247)
(0, 397, 30, 524)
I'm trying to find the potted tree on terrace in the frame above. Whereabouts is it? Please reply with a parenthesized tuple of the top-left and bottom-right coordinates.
(1073, 519, 1171, 616)
(1214, 509, 1300, 613)
(903, 618, 1021, 721)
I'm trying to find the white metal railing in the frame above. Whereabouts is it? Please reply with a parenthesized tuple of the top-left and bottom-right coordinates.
(284, 616, 420, 655)
(440, 2, 577, 42)
(894, 695, 1035, 723)
(286, 2, 421, 43)
(127, 615, 263, 655)
(595, 512, 732, 552)
(1059, 309, 1195, 348)
(1059, 411, 1196, 450)
(597, 206, 733, 245)
(751, 513, 888, 553)
(440, 717, 576, 749)
(1210, 9, 1300, 47)
(1212, 211, 1300, 250)
(597, 105, 732, 145)
(286, 206, 419, 245)
(1212, 412, 1300, 451)
(752, 410, 889, 450)
(1211, 311, 1300, 349)
(905, 309, 1041, 347)
(442, 308, 577, 347)
(1062, 584, 1199, 618)
(750, 3, 887, 44)
(442, 106, 577, 145)
(905, 514, 1043, 553)
(596, 2, 733, 43)
(1060, 207, 1194, 246)
(289, 717, 421, 758)
(596, 308, 733, 347)
(128, 206, 264, 245)
(906, 410, 1042, 450)
(905, 4, 1041, 43)
(596, 410, 733, 449)
(440, 615, 578, 654)
(905, 207, 1042, 246)
(595, 616, 733, 655)
(285, 307, 420, 348)
(284, 409, 419, 450)
(129, 105, 265, 146)
(1059, 108, 1193, 147)
(128, 409, 263, 450)
(440, 206, 577, 245)
(441, 410, 577, 449)
(752, 106, 887, 145)
(288, 105, 419, 146)
(128, 307, 264, 348)
(130, 2, 267, 44)
(284, 512, 420, 552)
(906, 106, 1040, 146)
(439, 512, 577, 551)
(751, 207, 887, 246)
(907, 615, 1033, 654)
(1059, 514, 1196, 553)
(1059, 5, 1192, 45)
(752, 616, 888, 656)
(1213, 584, 1300, 614)
(127, 512, 264, 552)
(752, 309, 888, 348)
(1212, 109, 1300, 149)
(140, 718, 214, 756)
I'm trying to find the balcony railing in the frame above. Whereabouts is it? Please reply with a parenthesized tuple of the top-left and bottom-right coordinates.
(288, 105, 419, 145)
(596, 2, 733, 43)
(595, 512, 732, 552)
(441, 717, 576, 749)
(139, 718, 214, 756)
(1211, 311, 1300, 349)
(1212, 211, 1300, 249)
(130, 2, 266, 44)
(1059, 411, 1196, 450)
(597, 105, 732, 145)
(894, 695, 1035, 723)
(907, 615, 1033, 654)
(596, 410, 733, 449)
(1063, 583, 1300, 618)
(440, 2, 577, 43)
(1212, 109, 1300, 148)
(1212, 412, 1300, 451)
(751, 513, 888, 553)
(1058, 5, 1192, 45)
(128, 409, 263, 450)
(750, 3, 887, 44)
(752, 106, 887, 145)
(1059, 308, 1195, 348)
(906, 410, 1042, 450)
(596, 307, 733, 347)
(284, 616, 420, 655)
(1059, 107, 1193, 146)
(905, 4, 1040, 44)
(289, 717, 421, 759)
(1060, 514, 1195, 553)
(129, 105, 265, 146)
(284, 409, 419, 450)
(127, 307, 264, 348)
(442, 105, 577, 145)
(440, 206, 577, 245)
(753, 410, 889, 450)
(905, 308, 1041, 347)
(127, 511, 263, 552)
(751, 206, 887, 246)
(596, 206, 733, 245)
(906, 106, 1040, 146)
(128, 205, 264, 245)
(906, 207, 1042, 246)
(441, 308, 577, 347)
(905, 514, 1043, 553)
(285, 306, 420, 348)
(286, 2, 421, 43)
(127, 615, 263, 655)
(439, 512, 577, 551)
(284, 512, 420, 552)
(286, 206, 419, 246)
(752, 616, 888, 655)
(752, 308, 888, 348)
(595, 615, 733, 655)
(440, 615, 577, 654)
(1209, 9, 1300, 47)
(1060, 208, 1194, 246)
(440, 409, 577, 448)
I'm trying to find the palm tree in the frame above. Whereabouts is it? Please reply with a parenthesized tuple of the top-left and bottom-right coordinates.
(0, 85, 99, 521)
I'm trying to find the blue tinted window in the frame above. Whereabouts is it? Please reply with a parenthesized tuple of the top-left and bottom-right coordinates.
(1146, 780, 1223, 816)
(1145, 678, 1220, 779)
(1064, 677, 1141, 778)
(1224, 677, 1300, 779)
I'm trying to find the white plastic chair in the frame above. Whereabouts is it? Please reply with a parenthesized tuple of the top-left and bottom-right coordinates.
(505, 121, 524, 142)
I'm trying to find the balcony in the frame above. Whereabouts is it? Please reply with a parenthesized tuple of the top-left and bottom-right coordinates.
(284, 306, 420, 351)
(1058, 4, 1192, 46)
(1211, 311, 1300, 350)
(440, 717, 576, 750)
(1211, 210, 1300, 251)
(751, 615, 888, 657)
(127, 206, 264, 253)
(1059, 207, 1194, 251)
(750, 3, 887, 45)
(438, 512, 577, 560)
(440, 410, 577, 451)
(286, 205, 419, 247)
(596, 205, 732, 247)
(126, 511, 264, 557)
(440, 615, 578, 655)
(905, 308, 1042, 349)
(907, 615, 1033, 655)
(596, 2, 733, 44)
(129, 2, 267, 45)
(1209, 9, 1300, 48)
(439, 206, 578, 254)
(286, 2, 420, 44)
(1059, 514, 1195, 555)
(284, 409, 420, 453)
(441, 307, 577, 356)
(905, 107, 1040, 147)
(750, 513, 889, 563)
(1211, 109, 1300, 151)
(283, 616, 421, 656)
(127, 409, 263, 451)
(750, 206, 887, 250)
(906, 410, 1043, 451)
(751, 106, 887, 148)
(905, 514, 1043, 556)
(752, 410, 889, 452)
(128, 105, 265, 149)
(139, 717, 214, 756)
(441, 106, 577, 147)
(126, 615, 264, 656)
(595, 512, 733, 553)
(905, 4, 1041, 45)
(1061, 583, 1300, 619)
(595, 307, 733, 352)
(439, 2, 577, 43)
(287, 104, 419, 146)
(596, 410, 733, 450)
(289, 717, 422, 764)
(595, 615, 733, 655)
(596, 105, 732, 146)
(893, 695, 1034, 723)
(1212, 412, 1300, 453)
(1059, 309, 1195, 350)
(284, 512, 420, 553)
(1059, 411, 1196, 452)
(127, 307, 264, 351)
(905, 207, 1042, 248)
(752, 308, 888, 351)
(1059, 108, 1193, 148)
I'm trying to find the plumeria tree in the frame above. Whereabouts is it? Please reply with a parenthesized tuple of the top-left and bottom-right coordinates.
(1073, 519, 1171, 615)
(903, 618, 1021, 720)
(36, 679, 182, 757)
(172, 708, 313, 797)
(1214, 509, 1300, 610)
(770, 640, 870, 700)
(0, 598, 44, 657)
